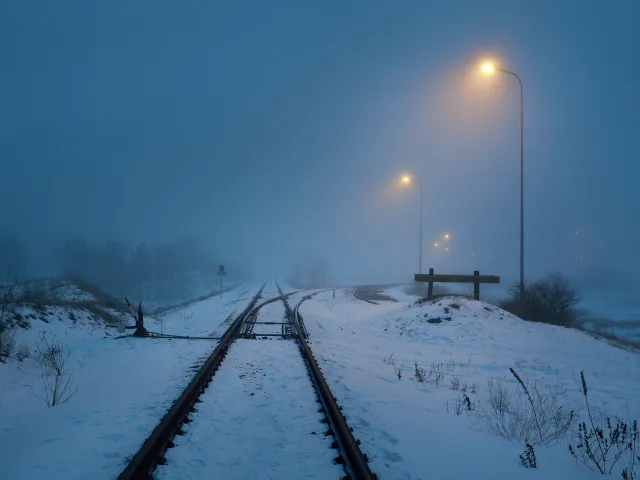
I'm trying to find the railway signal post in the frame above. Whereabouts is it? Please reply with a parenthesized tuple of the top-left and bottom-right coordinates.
(218, 264, 227, 297)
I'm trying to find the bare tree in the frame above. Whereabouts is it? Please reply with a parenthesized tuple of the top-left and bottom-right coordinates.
(36, 332, 77, 407)
(0, 278, 17, 363)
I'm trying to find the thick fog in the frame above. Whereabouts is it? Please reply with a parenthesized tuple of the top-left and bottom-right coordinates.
(1, 1, 638, 294)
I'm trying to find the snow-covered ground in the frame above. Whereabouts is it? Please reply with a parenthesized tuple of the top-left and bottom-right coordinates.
(0, 283, 258, 479)
(154, 288, 343, 479)
(580, 290, 640, 322)
(8, 278, 98, 303)
(578, 290, 640, 344)
(390, 282, 640, 345)
(250, 300, 289, 336)
(301, 287, 640, 479)
(157, 337, 342, 479)
(3, 279, 639, 479)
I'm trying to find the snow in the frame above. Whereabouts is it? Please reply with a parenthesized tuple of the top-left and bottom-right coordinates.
(2, 279, 639, 479)
(578, 290, 640, 344)
(8, 278, 97, 303)
(0, 283, 258, 479)
(580, 290, 640, 322)
(300, 288, 640, 479)
(156, 339, 342, 480)
(381, 285, 423, 304)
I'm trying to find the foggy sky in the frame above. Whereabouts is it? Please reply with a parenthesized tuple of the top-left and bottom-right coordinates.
(1, 0, 638, 286)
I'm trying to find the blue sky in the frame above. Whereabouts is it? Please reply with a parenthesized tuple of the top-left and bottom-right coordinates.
(0, 0, 638, 285)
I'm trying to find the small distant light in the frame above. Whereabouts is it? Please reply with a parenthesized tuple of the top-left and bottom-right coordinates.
(434, 243, 439, 248)
(444, 233, 450, 240)
(575, 230, 580, 236)
(445, 247, 449, 252)
(401, 175, 411, 184)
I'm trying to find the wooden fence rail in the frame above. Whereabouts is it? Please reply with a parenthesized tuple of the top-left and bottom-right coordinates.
(415, 268, 500, 301)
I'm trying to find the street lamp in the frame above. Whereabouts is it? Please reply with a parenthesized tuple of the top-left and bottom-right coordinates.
(481, 60, 525, 301)
(399, 174, 424, 273)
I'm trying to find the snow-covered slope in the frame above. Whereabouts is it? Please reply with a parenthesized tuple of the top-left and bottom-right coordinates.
(302, 288, 640, 479)
(0, 282, 256, 479)
(3, 280, 639, 479)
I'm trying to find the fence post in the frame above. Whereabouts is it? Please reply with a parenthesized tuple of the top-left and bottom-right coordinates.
(473, 270, 480, 300)
(427, 268, 434, 300)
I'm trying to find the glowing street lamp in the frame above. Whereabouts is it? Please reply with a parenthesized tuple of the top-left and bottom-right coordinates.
(481, 62, 495, 74)
(399, 174, 424, 273)
(480, 59, 525, 301)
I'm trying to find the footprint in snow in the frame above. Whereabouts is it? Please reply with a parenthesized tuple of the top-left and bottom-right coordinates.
(381, 448, 403, 462)
(41, 437, 62, 444)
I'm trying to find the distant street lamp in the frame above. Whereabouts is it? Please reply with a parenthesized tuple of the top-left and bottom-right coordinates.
(400, 174, 424, 273)
(481, 60, 525, 301)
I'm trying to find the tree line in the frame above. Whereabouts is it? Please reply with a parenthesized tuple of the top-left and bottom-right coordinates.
(0, 231, 233, 304)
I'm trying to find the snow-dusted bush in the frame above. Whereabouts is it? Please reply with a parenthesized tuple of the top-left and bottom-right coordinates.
(501, 273, 585, 326)
(36, 332, 77, 407)
(412, 361, 445, 386)
(474, 369, 576, 446)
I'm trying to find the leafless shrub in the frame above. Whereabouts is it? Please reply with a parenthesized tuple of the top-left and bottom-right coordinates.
(622, 421, 639, 479)
(414, 362, 426, 382)
(412, 361, 445, 386)
(0, 282, 18, 363)
(474, 371, 576, 446)
(501, 273, 585, 326)
(569, 372, 634, 475)
(427, 362, 445, 386)
(383, 353, 395, 366)
(520, 443, 537, 468)
(395, 365, 403, 380)
(450, 375, 461, 391)
(453, 393, 475, 416)
(37, 332, 77, 407)
(487, 377, 511, 416)
(446, 358, 472, 368)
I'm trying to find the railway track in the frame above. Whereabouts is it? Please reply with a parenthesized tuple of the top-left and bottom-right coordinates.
(118, 282, 376, 480)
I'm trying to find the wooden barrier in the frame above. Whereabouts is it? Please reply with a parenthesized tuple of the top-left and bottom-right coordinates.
(414, 268, 500, 301)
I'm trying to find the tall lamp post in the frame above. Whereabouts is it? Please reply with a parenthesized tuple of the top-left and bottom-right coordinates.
(481, 61, 525, 301)
(400, 174, 423, 274)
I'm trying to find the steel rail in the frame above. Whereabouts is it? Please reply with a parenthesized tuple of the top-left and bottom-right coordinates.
(118, 283, 266, 479)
